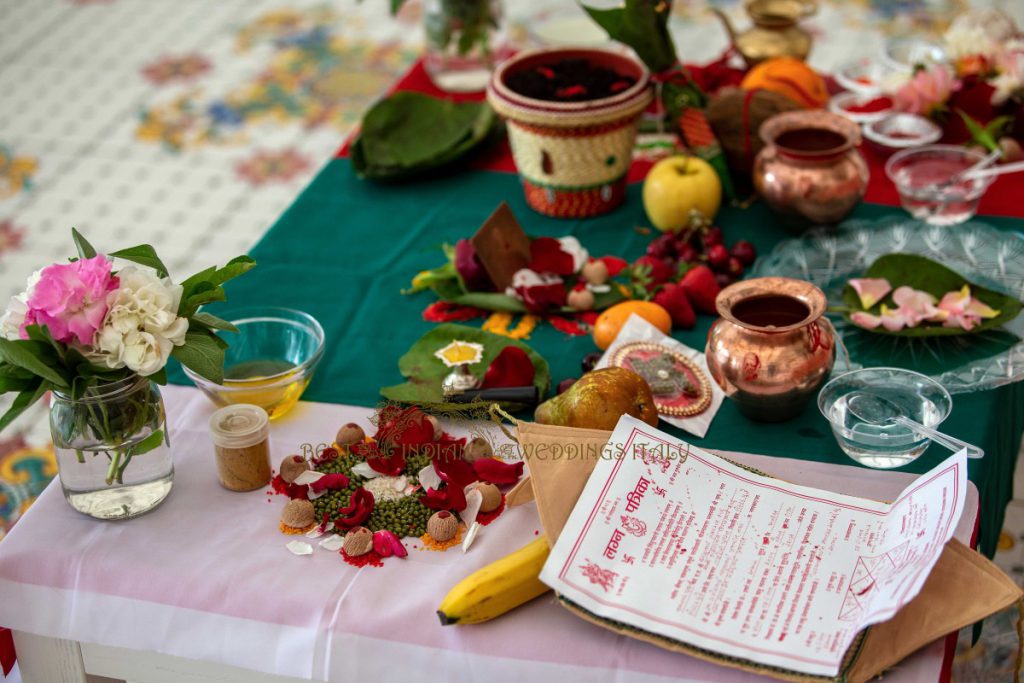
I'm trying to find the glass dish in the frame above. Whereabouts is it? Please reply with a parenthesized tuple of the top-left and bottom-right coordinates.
(882, 37, 947, 72)
(885, 145, 994, 225)
(183, 307, 324, 419)
(752, 217, 1024, 394)
(818, 367, 952, 469)
(863, 114, 943, 156)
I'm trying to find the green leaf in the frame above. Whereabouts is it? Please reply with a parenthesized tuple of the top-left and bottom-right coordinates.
(0, 380, 48, 433)
(109, 244, 169, 277)
(71, 228, 97, 259)
(149, 367, 168, 385)
(582, 0, 677, 73)
(185, 285, 227, 313)
(842, 253, 1023, 337)
(128, 429, 165, 457)
(209, 256, 256, 287)
(389, 0, 406, 15)
(179, 266, 217, 299)
(351, 92, 500, 181)
(380, 323, 550, 408)
(0, 339, 69, 387)
(171, 331, 225, 384)
(191, 311, 238, 332)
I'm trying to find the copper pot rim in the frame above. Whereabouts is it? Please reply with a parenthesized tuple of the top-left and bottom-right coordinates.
(759, 110, 862, 158)
(715, 277, 828, 332)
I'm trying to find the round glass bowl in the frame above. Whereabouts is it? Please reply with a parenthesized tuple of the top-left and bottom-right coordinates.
(818, 368, 952, 469)
(862, 113, 942, 155)
(183, 307, 324, 419)
(885, 144, 994, 225)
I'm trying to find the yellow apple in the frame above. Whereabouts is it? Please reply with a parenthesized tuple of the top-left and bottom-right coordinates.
(642, 156, 722, 232)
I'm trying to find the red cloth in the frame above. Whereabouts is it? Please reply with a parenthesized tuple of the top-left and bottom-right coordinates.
(338, 59, 1024, 217)
(0, 627, 15, 676)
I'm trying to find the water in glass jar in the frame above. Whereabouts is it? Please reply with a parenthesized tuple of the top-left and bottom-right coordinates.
(893, 158, 986, 226)
(829, 386, 943, 468)
(56, 431, 174, 520)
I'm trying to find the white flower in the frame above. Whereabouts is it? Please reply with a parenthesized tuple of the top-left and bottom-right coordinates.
(556, 236, 590, 273)
(0, 268, 45, 340)
(504, 269, 563, 298)
(87, 266, 189, 376)
(944, 24, 997, 62)
(991, 51, 1024, 105)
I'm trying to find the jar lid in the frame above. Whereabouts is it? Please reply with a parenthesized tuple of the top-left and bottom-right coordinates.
(209, 404, 270, 449)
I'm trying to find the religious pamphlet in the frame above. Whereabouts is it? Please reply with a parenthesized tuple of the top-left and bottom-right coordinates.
(540, 416, 967, 677)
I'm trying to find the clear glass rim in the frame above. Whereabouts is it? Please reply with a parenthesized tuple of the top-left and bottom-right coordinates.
(182, 306, 325, 386)
(52, 374, 151, 403)
(817, 366, 953, 435)
(884, 143, 995, 192)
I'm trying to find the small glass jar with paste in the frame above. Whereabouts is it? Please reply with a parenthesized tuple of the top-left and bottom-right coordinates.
(208, 404, 271, 491)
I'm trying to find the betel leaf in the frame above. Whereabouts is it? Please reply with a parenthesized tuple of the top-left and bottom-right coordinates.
(71, 228, 97, 259)
(0, 339, 69, 387)
(380, 323, 550, 408)
(351, 92, 499, 180)
(171, 331, 225, 384)
(109, 244, 169, 277)
(842, 253, 1023, 337)
(582, 0, 677, 73)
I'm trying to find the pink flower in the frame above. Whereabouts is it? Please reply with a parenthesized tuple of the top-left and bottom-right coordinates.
(937, 285, 1000, 331)
(893, 65, 960, 117)
(848, 278, 892, 309)
(851, 305, 909, 332)
(24, 256, 117, 345)
(891, 286, 944, 326)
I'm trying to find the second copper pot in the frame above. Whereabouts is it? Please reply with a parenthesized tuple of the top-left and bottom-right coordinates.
(753, 110, 869, 227)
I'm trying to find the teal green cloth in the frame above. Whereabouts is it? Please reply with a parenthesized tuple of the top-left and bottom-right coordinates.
(169, 158, 1024, 557)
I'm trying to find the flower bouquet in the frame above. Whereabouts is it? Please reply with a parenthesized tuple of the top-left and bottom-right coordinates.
(0, 229, 254, 519)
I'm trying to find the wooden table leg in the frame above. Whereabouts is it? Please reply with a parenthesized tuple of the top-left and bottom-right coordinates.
(11, 631, 87, 683)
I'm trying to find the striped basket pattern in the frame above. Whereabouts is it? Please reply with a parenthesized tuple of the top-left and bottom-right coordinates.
(487, 48, 653, 219)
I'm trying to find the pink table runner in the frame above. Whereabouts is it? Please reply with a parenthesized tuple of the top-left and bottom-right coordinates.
(0, 386, 977, 681)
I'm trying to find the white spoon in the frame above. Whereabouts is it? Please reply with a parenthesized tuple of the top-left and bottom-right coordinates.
(962, 159, 1024, 181)
(846, 391, 983, 459)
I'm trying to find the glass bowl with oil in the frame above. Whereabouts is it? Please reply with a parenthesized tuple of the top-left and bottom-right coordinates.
(184, 307, 324, 419)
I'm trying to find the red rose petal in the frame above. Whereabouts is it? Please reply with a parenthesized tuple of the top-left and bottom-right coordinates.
(481, 346, 536, 389)
(529, 237, 576, 275)
(308, 472, 350, 494)
(472, 457, 524, 485)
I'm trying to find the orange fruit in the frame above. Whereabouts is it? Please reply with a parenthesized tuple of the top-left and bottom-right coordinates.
(740, 57, 829, 109)
(593, 301, 672, 350)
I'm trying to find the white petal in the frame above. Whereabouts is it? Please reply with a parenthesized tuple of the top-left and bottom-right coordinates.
(286, 541, 313, 556)
(292, 470, 325, 485)
(351, 461, 382, 479)
(418, 463, 442, 491)
(318, 535, 345, 552)
(461, 521, 481, 553)
(460, 487, 483, 528)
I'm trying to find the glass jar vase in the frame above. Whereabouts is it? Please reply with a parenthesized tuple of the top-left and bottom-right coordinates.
(423, 0, 507, 92)
(50, 376, 173, 520)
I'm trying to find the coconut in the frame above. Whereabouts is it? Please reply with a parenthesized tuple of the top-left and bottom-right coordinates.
(474, 482, 502, 513)
(279, 455, 310, 484)
(427, 511, 459, 542)
(343, 527, 374, 556)
(281, 499, 315, 530)
(706, 87, 801, 177)
(336, 423, 366, 447)
(463, 437, 493, 463)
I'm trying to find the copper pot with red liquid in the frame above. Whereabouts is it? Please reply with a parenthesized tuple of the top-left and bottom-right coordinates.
(706, 277, 835, 422)
(753, 110, 869, 226)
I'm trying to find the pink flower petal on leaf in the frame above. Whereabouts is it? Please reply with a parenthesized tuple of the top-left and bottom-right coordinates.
(966, 297, 999, 319)
(849, 278, 892, 309)
(851, 311, 882, 329)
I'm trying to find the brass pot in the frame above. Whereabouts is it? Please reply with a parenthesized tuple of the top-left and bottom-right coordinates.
(753, 110, 869, 227)
(706, 277, 835, 422)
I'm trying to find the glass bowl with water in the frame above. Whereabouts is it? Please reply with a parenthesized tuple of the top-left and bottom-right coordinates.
(885, 145, 995, 226)
(818, 367, 952, 469)
(184, 307, 324, 419)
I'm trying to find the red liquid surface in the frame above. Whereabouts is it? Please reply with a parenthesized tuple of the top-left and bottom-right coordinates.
(731, 295, 810, 327)
(775, 128, 848, 153)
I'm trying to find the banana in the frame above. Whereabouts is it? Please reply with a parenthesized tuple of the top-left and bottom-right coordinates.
(437, 535, 552, 625)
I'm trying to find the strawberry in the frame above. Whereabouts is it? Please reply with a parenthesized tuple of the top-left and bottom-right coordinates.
(653, 283, 696, 329)
(631, 255, 673, 288)
(679, 264, 721, 315)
